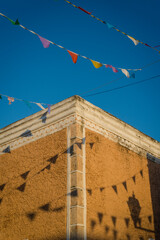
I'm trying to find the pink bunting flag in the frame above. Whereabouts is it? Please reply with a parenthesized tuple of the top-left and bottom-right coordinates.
(8, 97, 14, 104)
(67, 50, 78, 64)
(105, 64, 118, 73)
(78, 6, 91, 15)
(38, 35, 50, 48)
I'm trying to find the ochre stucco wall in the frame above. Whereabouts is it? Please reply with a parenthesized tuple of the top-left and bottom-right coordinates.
(0, 128, 67, 240)
(86, 128, 155, 240)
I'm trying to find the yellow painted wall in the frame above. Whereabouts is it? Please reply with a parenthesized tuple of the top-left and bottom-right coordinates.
(0, 129, 67, 240)
(86, 128, 155, 240)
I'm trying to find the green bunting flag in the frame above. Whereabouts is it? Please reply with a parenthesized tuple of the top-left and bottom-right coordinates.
(0, 95, 2, 100)
(8, 18, 20, 25)
(23, 100, 32, 109)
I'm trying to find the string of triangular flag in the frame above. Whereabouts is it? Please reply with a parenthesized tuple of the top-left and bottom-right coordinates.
(63, 0, 160, 54)
(0, 12, 141, 78)
(0, 93, 51, 113)
(94, 211, 153, 226)
(87, 166, 147, 196)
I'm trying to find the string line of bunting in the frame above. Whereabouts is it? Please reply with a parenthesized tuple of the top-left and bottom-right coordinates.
(0, 93, 51, 112)
(86, 167, 146, 196)
(0, 12, 141, 78)
(63, 0, 160, 54)
(0, 162, 153, 226)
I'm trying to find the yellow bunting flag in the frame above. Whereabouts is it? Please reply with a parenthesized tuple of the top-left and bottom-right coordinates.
(127, 35, 139, 46)
(90, 60, 103, 69)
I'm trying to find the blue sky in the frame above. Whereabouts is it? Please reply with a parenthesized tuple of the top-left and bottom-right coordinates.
(0, 0, 160, 141)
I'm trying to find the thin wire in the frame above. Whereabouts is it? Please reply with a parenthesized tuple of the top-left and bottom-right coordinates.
(83, 74, 160, 98)
(80, 59, 160, 96)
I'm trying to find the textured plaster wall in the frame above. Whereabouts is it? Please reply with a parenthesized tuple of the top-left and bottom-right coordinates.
(0, 128, 67, 240)
(86, 128, 155, 240)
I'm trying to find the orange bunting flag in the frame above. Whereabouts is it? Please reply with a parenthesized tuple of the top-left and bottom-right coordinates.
(90, 60, 103, 69)
(67, 50, 78, 64)
(8, 97, 14, 104)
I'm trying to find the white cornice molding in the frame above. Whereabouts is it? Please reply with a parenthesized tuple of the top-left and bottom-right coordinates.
(75, 97, 160, 158)
(0, 96, 159, 158)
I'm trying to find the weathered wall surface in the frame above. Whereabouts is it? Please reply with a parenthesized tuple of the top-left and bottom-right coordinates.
(86, 128, 155, 240)
(0, 128, 67, 240)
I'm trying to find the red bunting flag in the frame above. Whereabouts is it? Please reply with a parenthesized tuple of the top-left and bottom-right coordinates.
(67, 50, 78, 64)
(78, 6, 91, 15)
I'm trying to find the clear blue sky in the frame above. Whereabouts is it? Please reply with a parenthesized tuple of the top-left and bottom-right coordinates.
(0, 0, 160, 141)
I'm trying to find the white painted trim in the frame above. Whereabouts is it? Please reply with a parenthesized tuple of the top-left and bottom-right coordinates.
(0, 96, 159, 158)
(83, 127, 87, 240)
(70, 170, 84, 174)
(70, 205, 85, 209)
(66, 126, 71, 240)
(70, 224, 84, 227)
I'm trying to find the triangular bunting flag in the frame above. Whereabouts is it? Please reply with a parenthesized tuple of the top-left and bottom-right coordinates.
(8, 18, 20, 25)
(0, 95, 2, 100)
(121, 69, 130, 78)
(100, 187, 105, 192)
(14, 19, 20, 25)
(124, 218, 130, 228)
(3, 146, 11, 153)
(107, 22, 114, 29)
(26, 212, 36, 221)
(148, 215, 152, 223)
(122, 181, 128, 191)
(112, 66, 118, 73)
(39, 203, 50, 211)
(97, 212, 103, 224)
(38, 35, 50, 48)
(47, 154, 58, 164)
(145, 43, 151, 48)
(105, 225, 109, 233)
(91, 60, 103, 69)
(112, 185, 118, 194)
(78, 6, 91, 15)
(91, 220, 96, 230)
(45, 164, 51, 170)
(130, 72, 135, 78)
(47, 104, 51, 114)
(75, 142, 82, 149)
(0, 184, 6, 191)
(140, 170, 143, 178)
(89, 143, 94, 149)
(105, 64, 112, 68)
(20, 171, 30, 180)
(67, 50, 78, 64)
(111, 216, 117, 227)
(127, 35, 139, 46)
(23, 100, 32, 109)
(132, 175, 136, 183)
(8, 97, 14, 104)
(17, 183, 26, 192)
(87, 189, 92, 195)
(36, 103, 45, 110)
